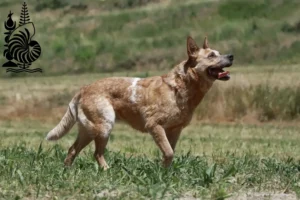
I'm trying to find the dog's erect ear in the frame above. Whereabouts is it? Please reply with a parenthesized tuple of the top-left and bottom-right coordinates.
(185, 36, 199, 73)
(187, 36, 199, 57)
(203, 36, 209, 49)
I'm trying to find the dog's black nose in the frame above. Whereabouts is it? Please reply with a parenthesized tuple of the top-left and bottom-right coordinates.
(228, 54, 234, 61)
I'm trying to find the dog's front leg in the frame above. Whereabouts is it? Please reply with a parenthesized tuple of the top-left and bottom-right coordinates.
(147, 124, 174, 167)
(166, 128, 182, 150)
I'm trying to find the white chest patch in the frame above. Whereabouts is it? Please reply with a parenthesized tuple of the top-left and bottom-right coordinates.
(129, 78, 140, 103)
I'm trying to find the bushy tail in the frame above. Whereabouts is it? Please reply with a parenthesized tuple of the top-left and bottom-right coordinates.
(45, 93, 80, 141)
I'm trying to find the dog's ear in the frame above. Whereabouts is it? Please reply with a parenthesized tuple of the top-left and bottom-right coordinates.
(203, 36, 209, 49)
(185, 36, 199, 73)
(187, 36, 199, 57)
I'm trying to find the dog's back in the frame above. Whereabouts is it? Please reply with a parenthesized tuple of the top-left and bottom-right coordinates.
(46, 36, 234, 169)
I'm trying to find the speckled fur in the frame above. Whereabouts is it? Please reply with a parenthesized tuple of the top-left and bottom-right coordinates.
(46, 37, 233, 169)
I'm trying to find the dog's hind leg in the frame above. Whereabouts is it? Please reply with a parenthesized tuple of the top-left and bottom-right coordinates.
(64, 124, 93, 166)
(93, 118, 114, 170)
(92, 99, 115, 170)
(94, 134, 110, 170)
(64, 97, 115, 168)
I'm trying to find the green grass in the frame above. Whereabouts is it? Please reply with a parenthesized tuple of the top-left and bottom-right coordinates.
(1, 1, 300, 198)
(0, 0, 300, 76)
(1, 122, 300, 199)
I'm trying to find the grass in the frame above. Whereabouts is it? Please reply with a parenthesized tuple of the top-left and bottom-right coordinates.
(0, 69, 299, 198)
(0, 0, 300, 76)
(1, 121, 300, 199)
(0, 65, 299, 123)
(1, 0, 300, 198)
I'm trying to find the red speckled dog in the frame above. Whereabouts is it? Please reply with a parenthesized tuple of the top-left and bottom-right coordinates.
(46, 36, 234, 169)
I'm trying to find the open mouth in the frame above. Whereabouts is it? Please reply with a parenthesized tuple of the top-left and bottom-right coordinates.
(207, 64, 232, 81)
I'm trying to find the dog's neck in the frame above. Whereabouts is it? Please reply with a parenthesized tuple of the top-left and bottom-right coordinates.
(163, 61, 214, 109)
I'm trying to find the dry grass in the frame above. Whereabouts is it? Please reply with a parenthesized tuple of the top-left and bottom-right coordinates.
(0, 65, 299, 123)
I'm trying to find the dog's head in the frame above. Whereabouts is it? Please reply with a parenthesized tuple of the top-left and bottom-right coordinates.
(185, 36, 234, 81)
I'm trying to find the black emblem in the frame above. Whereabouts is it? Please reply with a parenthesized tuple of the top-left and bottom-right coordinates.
(2, 2, 42, 73)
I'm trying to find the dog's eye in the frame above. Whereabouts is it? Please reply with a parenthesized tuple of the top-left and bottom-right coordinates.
(208, 52, 216, 58)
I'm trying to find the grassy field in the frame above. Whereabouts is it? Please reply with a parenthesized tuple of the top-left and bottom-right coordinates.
(1, 121, 300, 199)
(1, 0, 300, 199)
(0, 67, 299, 199)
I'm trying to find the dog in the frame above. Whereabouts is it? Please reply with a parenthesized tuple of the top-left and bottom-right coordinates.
(46, 36, 234, 169)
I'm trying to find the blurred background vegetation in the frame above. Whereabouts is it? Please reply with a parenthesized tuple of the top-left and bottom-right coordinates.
(0, 0, 300, 123)
(0, 0, 300, 76)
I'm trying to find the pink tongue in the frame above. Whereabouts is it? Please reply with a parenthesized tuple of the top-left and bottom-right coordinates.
(218, 71, 230, 79)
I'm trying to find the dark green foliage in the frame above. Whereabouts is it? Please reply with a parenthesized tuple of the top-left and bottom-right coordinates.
(0, 0, 14, 7)
(219, 0, 269, 19)
(99, 0, 161, 10)
(277, 41, 300, 64)
(34, 0, 69, 11)
(219, 0, 300, 20)
(281, 21, 300, 33)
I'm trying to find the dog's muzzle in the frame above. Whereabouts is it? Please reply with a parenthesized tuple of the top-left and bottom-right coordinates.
(208, 54, 234, 81)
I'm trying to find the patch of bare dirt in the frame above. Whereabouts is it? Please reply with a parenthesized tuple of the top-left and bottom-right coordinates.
(228, 192, 297, 200)
(176, 191, 297, 200)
